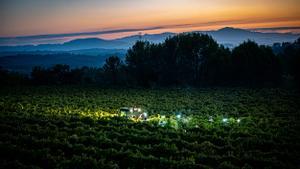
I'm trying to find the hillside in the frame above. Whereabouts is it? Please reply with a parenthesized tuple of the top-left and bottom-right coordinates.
(0, 28, 298, 52)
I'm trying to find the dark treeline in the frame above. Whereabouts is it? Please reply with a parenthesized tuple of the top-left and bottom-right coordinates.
(1, 33, 299, 88)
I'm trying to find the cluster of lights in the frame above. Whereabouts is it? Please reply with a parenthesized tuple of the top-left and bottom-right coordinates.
(222, 118, 241, 123)
(123, 107, 244, 128)
(209, 116, 241, 123)
(132, 108, 141, 112)
(129, 107, 142, 113)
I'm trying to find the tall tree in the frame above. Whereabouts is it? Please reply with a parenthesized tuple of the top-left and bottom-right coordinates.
(103, 56, 123, 85)
(126, 41, 160, 86)
(160, 33, 224, 86)
(232, 41, 281, 86)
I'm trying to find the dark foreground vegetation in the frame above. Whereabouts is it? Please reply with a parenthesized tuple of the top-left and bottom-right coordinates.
(1, 33, 300, 169)
(1, 33, 299, 88)
(0, 87, 300, 169)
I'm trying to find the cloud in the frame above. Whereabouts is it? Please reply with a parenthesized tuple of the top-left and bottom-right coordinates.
(250, 26, 300, 31)
(1, 17, 299, 45)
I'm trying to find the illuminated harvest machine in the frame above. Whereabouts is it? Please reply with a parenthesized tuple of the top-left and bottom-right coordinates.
(119, 107, 148, 120)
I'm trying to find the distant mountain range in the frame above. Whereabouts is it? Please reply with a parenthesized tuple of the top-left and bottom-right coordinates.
(0, 32, 174, 52)
(0, 27, 299, 74)
(198, 27, 299, 48)
(0, 49, 127, 73)
(0, 27, 299, 52)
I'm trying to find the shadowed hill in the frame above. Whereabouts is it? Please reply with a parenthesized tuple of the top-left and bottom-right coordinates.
(0, 28, 298, 51)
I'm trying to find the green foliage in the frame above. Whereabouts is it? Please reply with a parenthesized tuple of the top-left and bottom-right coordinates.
(0, 87, 299, 168)
(278, 37, 300, 87)
(232, 41, 281, 85)
(125, 34, 288, 87)
(0, 66, 29, 86)
(103, 56, 126, 85)
(3, 34, 299, 88)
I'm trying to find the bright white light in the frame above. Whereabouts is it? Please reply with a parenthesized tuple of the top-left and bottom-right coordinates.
(176, 114, 181, 119)
(237, 119, 241, 123)
(138, 108, 142, 112)
(222, 118, 228, 123)
(159, 121, 167, 127)
(130, 108, 133, 113)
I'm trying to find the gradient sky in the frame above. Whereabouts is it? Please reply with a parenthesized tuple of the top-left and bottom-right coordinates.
(1, 0, 300, 39)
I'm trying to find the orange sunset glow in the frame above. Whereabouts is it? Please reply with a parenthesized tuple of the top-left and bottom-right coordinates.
(0, 0, 299, 39)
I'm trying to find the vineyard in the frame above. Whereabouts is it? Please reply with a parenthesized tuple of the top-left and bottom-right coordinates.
(0, 86, 299, 169)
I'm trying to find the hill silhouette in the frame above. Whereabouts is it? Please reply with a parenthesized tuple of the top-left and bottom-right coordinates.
(0, 27, 298, 52)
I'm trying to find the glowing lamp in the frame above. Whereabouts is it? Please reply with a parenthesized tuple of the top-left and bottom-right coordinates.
(208, 116, 213, 122)
(222, 118, 228, 123)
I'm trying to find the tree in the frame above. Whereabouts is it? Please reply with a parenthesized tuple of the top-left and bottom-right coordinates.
(279, 38, 300, 87)
(31, 66, 49, 84)
(126, 41, 160, 87)
(0, 66, 28, 86)
(126, 33, 232, 86)
(231, 41, 281, 86)
(50, 64, 70, 84)
(31, 64, 71, 85)
(103, 56, 123, 85)
(159, 33, 226, 86)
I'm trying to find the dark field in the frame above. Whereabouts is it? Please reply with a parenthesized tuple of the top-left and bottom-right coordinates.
(0, 87, 299, 169)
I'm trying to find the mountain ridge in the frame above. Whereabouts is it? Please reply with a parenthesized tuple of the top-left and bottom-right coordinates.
(0, 27, 299, 52)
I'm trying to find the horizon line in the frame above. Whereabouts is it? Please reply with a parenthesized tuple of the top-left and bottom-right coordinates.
(1, 25, 300, 41)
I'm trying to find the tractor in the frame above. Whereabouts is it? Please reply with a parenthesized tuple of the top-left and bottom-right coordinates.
(119, 107, 148, 120)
